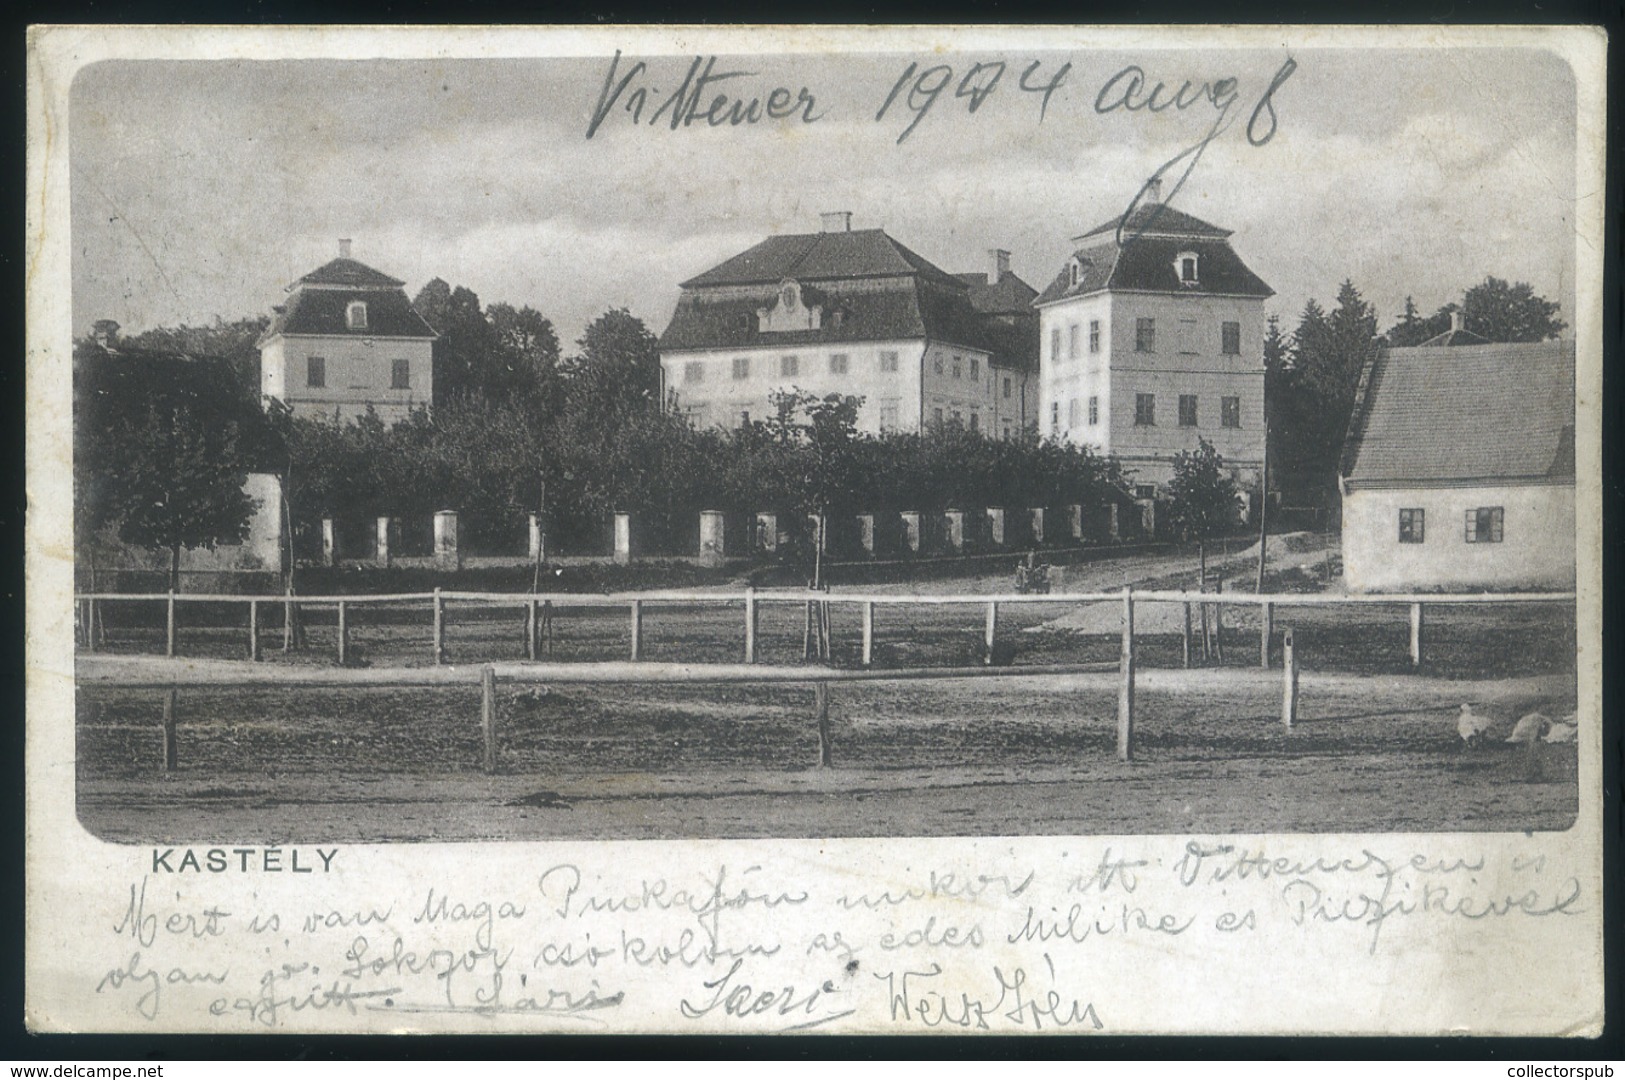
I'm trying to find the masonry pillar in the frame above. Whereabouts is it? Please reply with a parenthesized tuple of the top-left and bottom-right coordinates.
(528, 513, 544, 561)
(857, 514, 877, 557)
(1107, 503, 1121, 542)
(944, 509, 966, 553)
(1029, 507, 1045, 546)
(433, 510, 461, 569)
(1140, 500, 1157, 539)
(986, 507, 1006, 549)
(1068, 503, 1084, 542)
(900, 511, 922, 555)
(613, 512, 633, 565)
(699, 510, 726, 568)
(754, 512, 778, 554)
(322, 517, 337, 567)
(375, 516, 393, 568)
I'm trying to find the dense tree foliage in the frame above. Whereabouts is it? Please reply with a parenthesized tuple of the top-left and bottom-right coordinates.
(1166, 437, 1239, 572)
(1384, 277, 1567, 347)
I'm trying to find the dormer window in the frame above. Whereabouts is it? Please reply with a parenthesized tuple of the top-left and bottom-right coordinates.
(347, 301, 369, 330)
(1176, 252, 1200, 286)
(781, 283, 798, 309)
(1069, 260, 1081, 287)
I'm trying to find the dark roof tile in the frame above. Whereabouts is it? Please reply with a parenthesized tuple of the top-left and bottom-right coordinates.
(681, 228, 965, 288)
(293, 257, 405, 289)
(1075, 202, 1232, 242)
(262, 287, 437, 341)
(1034, 235, 1272, 306)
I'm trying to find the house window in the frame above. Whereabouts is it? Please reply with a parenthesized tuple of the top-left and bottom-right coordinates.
(1002, 419, 1013, 440)
(781, 355, 799, 377)
(880, 400, 900, 429)
(951, 410, 963, 425)
(829, 353, 849, 374)
(1221, 396, 1241, 428)
(969, 412, 980, 431)
(306, 356, 326, 388)
(347, 302, 368, 330)
(1222, 321, 1242, 355)
(1002, 376, 1012, 399)
(684, 361, 704, 384)
(934, 356, 945, 376)
(1178, 394, 1198, 427)
(1069, 261, 1080, 287)
(934, 407, 944, 425)
(1050, 328, 1062, 363)
(1136, 484, 1157, 500)
(1050, 402, 1060, 433)
(391, 358, 411, 389)
(1399, 508, 1425, 544)
(1068, 398, 1081, 426)
(737, 313, 753, 333)
(952, 357, 962, 379)
(969, 357, 980, 380)
(740, 410, 751, 427)
(1135, 318, 1156, 352)
(1068, 324, 1080, 360)
(1135, 393, 1156, 426)
(1089, 320, 1101, 353)
(732, 357, 750, 379)
(1465, 507, 1504, 543)
(1088, 395, 1099, 425)
(880, 350, 899, 373)
(1177, 253, 1199, 284)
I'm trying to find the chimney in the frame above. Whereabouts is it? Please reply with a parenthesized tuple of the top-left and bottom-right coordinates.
(819, 211, 852, 233)
(338, 238, 353, 260)
(989, 248, 1011, 282)
(1450, 309, 1463, 334)
(91, 319, 120, 347)
(1144, 177, 1163, 205)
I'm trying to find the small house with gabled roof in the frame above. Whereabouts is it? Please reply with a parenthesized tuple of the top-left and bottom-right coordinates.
(659, 213, 1035, 436)
(258, 240, 438, 422)
(1339, 338, 1575, 592)
(1033, 182, 1273, 500)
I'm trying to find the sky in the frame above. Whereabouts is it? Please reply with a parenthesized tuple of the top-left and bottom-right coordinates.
(69, 44, 1580, 349)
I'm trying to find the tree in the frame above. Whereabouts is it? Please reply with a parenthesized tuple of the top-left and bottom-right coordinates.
(486, 302, 562, 408)
(1165, 437, 1239, 584)
(568, 307, 663, 410)
(121, 315, 271, 392)
(1272, 281, 1378, 508)
(1462, 277, 1566, 342)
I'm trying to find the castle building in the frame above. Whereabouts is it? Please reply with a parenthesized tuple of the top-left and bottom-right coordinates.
(658, 213, 1036, 436)
(258, 240, 437, 422)
(1032, 183, 1273, 496)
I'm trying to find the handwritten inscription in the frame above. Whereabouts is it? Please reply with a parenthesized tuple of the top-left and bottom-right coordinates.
(85, 844, 1582, 1030)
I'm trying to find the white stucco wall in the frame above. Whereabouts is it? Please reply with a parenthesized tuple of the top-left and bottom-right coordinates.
(261, 333, 434, 423)
(1341, 482, 1576, 593)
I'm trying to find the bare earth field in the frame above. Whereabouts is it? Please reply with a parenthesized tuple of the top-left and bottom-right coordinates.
(75, 541, 1580, 842)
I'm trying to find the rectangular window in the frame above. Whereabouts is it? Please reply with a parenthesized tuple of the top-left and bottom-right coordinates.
(684, 361, 704, 384)
(346, 302, 368, 330)
(781, 355, 799, 377)
(952, 356, 962, 379)
(1222, 321, 1242, 355)
(829, 353, 849, 374)
(732, 356, 750, 379)
(1051, 328, 1062, 363)
(880, 400, 900, 430)
(390, 358, 411, 390)
(1002, 376, 1012, 399)
(1089, 319, 1101, 353)
(1050, 402, 1060, 433)
(1221, 396, 1241, 428)
(969, 357, 980, 380)
(1135, 484, 1157, 501)
(1088, 395, 1099, 425)
(1002, 419, 1013, 440)
(880, 350, 899, 373)
(951, 410, 963, 425)
(306, 356, 325, 388)
(1178, 394, 1198, 427)
(1068, 398, 1080, 426)
(1135, 393, 1156, 426)
(1136, 318, 1156, 352)
(1068, 324, 1080, 360)
(934, 407, 944, 425)
(933, 356, 944, 376)
(740, 410, 751, 427)
(969, 412, 980, 431)
(1399, 508, 1425, 544)
(1465, 507, 1504, 543)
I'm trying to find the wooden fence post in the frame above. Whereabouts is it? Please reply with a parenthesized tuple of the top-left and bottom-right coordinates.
(166, 591, 177, 658)
(526, 598, 539, 661)
(803, 597, 814, 660)
(1260, 601, 1273, 669)
(1118, 586, 1135, 762)
(984, 601, 998, 666)
(161, 688, 178, 772)
(337, 601, 349, 666)
(814, 682, 832, 767)
(480, 665, 498, 774)
(84, 599, 98, 653)
(283, 594, 295, 653)
(1282, 628, 1298, 729)
(1214, 578, 1225, 663)
(1409, 602, 1424, 669)
(1182, 601, 1192, 669)
(433, 588, 445, 665)
(861, 601, 875, 667)
(249, 600, 260, 661)
(744, 587, 757, 664)
(629, 599, 643, 661)
(542, 600, 553, 658)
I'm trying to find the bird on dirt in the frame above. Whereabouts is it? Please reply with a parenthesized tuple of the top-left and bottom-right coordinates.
(1543, 719, 1578, 743)
(1457, 703, 1493, 749)
(512, 686, 552, 706)
(1506, 712, 1551, 744)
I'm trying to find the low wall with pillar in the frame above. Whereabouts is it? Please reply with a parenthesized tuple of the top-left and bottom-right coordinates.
(434, 510, 461, 569)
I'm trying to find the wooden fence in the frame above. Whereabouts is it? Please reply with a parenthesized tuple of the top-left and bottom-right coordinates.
(76, 586, 1572, 771)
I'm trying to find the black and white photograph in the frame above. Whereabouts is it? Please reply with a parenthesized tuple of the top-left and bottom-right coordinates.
(27, 25, 1606, 1035)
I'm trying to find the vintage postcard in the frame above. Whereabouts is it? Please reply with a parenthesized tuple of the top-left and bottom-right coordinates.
(26, 25, 1606, 1035)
